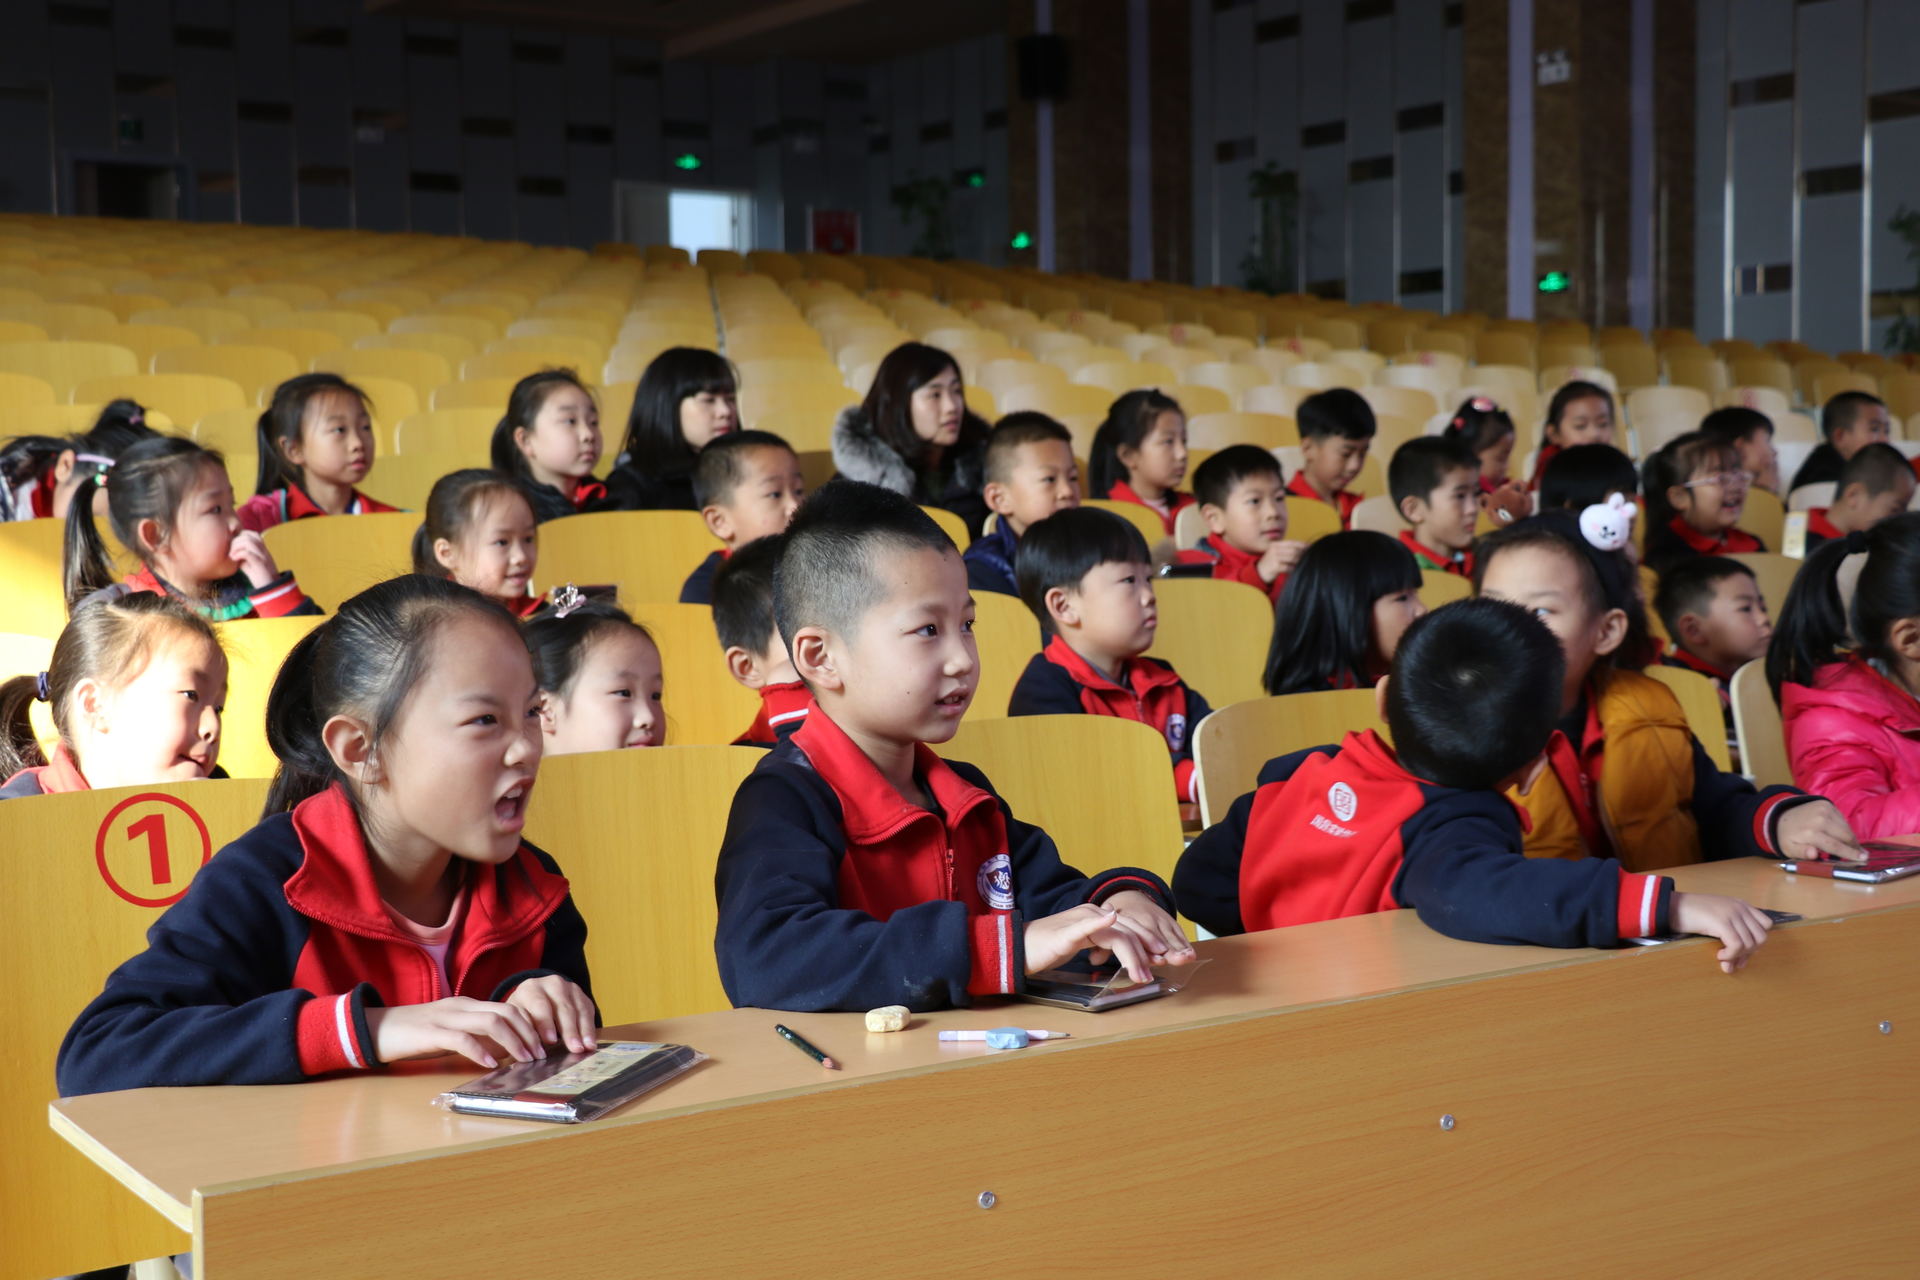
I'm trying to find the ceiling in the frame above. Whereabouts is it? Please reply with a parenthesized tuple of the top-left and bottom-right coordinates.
(365, 0, 1010, 62)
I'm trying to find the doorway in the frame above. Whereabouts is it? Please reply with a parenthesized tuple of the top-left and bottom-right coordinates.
(69, 159, 186, 219)
(613, 183, 755, 255)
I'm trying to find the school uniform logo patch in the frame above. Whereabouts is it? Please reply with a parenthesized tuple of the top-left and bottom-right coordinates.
(1165, 713, 1188, 752)
(1328, 781, 1358, 823)
(978, 853, 1015, 910)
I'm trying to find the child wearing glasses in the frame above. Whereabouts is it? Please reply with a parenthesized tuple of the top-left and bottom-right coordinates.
(1642, 432, 1766, 575)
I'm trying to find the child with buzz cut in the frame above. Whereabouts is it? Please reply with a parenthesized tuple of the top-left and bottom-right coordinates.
(710, 534, 810, 746)
(1803, 442, 1916, 550)
(964, 412, 1081, 597)
(1288, 388, 1375, 529)
(713, 479, 1194, 1012)
(1174, 444, 1306, 603)
(1008, 507, 1214, 803)
(1654, 556, 1771, 748)
(1174, 598, 1785, 973)
(1387, 436, 1480, 577)
(681, 429, 806, 604)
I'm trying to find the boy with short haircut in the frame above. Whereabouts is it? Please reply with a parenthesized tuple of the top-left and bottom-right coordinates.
(680, 429, 806, 604)
(1700, 407, 1779, 495)
(964, 412, 1081, 596)
(1289, 388, 1375, 529)
(1173, 598, 1781, 973)
(1654, 557, 1771, 747)
(1387, 436, 1480, 577)
(1175, 444, 1305, 603)
(1788, 392, 1892, 493)
(710, 534, 810, 746)
(1804, 441, 1915, 549)
(1008, 507, 1214, 803)
(713, 479, 1193, 1012)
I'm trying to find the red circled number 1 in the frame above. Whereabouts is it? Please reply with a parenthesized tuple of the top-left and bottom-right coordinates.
(126, 811, 173, 885)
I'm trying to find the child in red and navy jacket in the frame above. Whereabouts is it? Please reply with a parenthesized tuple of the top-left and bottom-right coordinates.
(64, 435, 319, 621)
(1088, 388, 1194, 536)
(1288, 388, 1375, 529)
(1008, 506, 1214, 804)
(1175, 445, 1304, 604)
(240, 374, 398, 532)
(713, 480, 1193, 1012)
(1177, 598, 1785, 973)
(711, 534, 811, 746)
(1388, 435, 1480, 578)
(57, 576, 595, 1095)
(680, 429, 806, 604)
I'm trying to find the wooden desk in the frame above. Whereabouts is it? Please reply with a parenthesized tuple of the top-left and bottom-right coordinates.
(52, 860, 1920, 1278)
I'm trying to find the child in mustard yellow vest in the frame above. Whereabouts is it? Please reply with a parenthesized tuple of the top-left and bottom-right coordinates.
(1474, 502, 1863, 872)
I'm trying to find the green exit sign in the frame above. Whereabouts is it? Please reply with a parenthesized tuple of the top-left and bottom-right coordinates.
(1010, 231, 1032, 250)
(1537, 270, 1571, 294)
(672, 153, 703, 171)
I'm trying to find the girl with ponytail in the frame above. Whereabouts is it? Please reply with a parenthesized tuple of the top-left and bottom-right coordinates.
(1770, 512, 1920, 837)
(0, 399, 156, 521)
(239, 373, 397, 531)
(57, 574, 597, 1097)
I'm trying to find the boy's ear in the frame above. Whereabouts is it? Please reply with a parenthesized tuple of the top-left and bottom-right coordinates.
(983, 480, 1014, 518)
(1373, 674, 1390, 724)
(701, 503, 733, 543)
(320, 713, 379, 783)
(724, 644, 766, 690)
(1200, 502, 1228, 536)
(790, 625, 842, 693)
(432, 537, 457, 572)
(1591, 606, 1630, 658)
(1674, 611, 1708, 650)
(1837, 482, 1866, 511)
(1397, 495, 1426, 525)
(1043, 584, 1078, 628)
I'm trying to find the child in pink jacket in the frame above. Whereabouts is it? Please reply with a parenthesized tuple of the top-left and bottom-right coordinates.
(1769, 515, 1920, 838)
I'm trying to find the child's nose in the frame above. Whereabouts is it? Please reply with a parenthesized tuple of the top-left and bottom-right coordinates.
(505, 720, 541, 766)
(198, 705, 220, 742)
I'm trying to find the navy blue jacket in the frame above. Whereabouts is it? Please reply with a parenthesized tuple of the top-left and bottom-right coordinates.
(963, 520, 1021, 597)
(680, 549, 724, 604)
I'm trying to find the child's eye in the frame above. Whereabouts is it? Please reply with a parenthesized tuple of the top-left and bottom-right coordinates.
(1533, 607, 1553, 620)
(470, 713, 499, 727)
(963, 617, 975, 633)
(612, 686, 632, 698)
(181, 690, 198, 702)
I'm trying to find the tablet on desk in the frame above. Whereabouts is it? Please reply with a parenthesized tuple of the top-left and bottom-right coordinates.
(1783, 844, 1920, 884)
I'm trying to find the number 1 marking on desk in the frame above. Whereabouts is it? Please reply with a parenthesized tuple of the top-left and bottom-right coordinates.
(127, 811, 172, 884)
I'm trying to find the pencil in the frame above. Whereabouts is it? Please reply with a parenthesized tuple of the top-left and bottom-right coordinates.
(774, 1023, 838, 1069)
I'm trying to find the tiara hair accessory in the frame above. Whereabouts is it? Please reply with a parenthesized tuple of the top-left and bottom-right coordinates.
(549, 584, 584, 619)
(1578, 493, 1637, 553)
(34, 671, 50, 702)
(1470, 396, 1498, 413)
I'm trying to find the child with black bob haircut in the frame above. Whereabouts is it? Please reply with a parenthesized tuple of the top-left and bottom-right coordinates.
(1, 398, 155, 522)
(1175, 443, 1303, 603)
(1263, 530, 1425, 696)
(1289, 387, 1375, 528)
(710, 533, 810, 746)
(605, 346, 738, 511)
(1386, 435, 1480, 577)
(1009, 506, 1214, 802)
(713, 480, 1192, 1011)
(1538, 443, 1641, 515)
(1175, 598, 1784, 973)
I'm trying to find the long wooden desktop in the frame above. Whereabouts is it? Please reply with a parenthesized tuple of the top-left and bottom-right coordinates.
(51, 859, 1920, 1278)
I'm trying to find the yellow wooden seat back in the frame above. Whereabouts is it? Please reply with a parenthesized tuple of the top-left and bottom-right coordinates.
(522, 746, 760, 1022)
(214, 615, 326, 779)
(1149, 576, 1273, 709)
(68, 322, 200, 371)
(921, 505, 967, 547)
(130, 306, 252, 343)
(1729, 553, 1801, 621)
(0, 517, 74, 639)
(0, 368, 56, 404)
(1738, 485, 1786, 551)
(349, 451, 453, 511)
(1417, 569, 1473, 611)
(431, 375, 519, 411)
(465, 343, 602, 383)
(1193, 688, 1386, 826)
(193, 406, 268, 458)
(538, 510, 720, 604)
(152, 344, 299, 405)
(1730, 658, 1791, 787)
(225, 325, 346, 367)
(1083, 497, 1166, 548)
(1284, 495, 1345, 542)
(392, 407, 499, 458)
(1186, 410, 1300, 450)
(1, 777, 269, 1277)
(71, 373, 246, 425)
(1644, 664, 1733, 774)
(970, 589, 1043, 718)
(625, 602, 759, 746)
(0, 340, 137, 400)
(261, 511, 419, 613)
(312, 346, 454, 406)
(936, 714, 1184, 887)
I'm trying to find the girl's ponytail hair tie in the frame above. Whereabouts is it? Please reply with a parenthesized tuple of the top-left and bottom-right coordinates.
(34, 671, 50, 702)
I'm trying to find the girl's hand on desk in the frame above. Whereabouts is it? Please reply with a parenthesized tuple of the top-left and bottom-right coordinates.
(1100, 889, 1198, 967)
(366, 997, 543, 1069)
(1670, 893, 1774, 974)
(505, 975, 598, 1054)
(1774, 800, 1865, 864)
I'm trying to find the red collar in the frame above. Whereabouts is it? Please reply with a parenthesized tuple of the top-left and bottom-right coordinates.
(1041, 633, 1183, 698)
(1343, 728, 1533, 831)
(1668, 515, 1760, 556)
(123, 565, 167, 598)
(1106, 479, 1194, 533)
(1201, 532, 1260, 575)
(278, 483, 398, 520)
(735, 679, 811, 744)
(3, 741, 92, 795)
(1806, 508, 1844, 542)
(1286, 470, 1361, 518)
(1542, 682, 1611, 857)
(1397, 529, 1474, 576)
(282, 783, 570, 948)
(569, 478, 606, 509)
(790, 702, 996, 843)
(1666, 647, 1731, 682)
(29, 471, 55, 518)
(1528, 443, 1561, 489)
(507, 590, 544, 619)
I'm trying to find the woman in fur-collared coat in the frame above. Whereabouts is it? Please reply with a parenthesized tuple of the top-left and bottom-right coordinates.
(831, 342, 991, 541)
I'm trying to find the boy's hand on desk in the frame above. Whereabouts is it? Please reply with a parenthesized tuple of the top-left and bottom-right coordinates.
(366, 997, 543, 1069)
(1775, 801, 1866, 863)
(505, 975, 598, 1054)
(1027, 905, 1151, 983)
(1099, 890, 1198, 967)
(1670, 893, 1774, 974)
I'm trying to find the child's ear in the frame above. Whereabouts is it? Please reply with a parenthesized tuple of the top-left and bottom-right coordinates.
(134, 517, 166, 555)
(790, 626, 842, 693)
(1200, 502, 1228, 536)
(1397, 495, 1425, 525)
(72, 676, 106, 731)
(701, 503, 733, 543)
(1373, 674, 1390, 724)
(724, 644, 766, 690)
(432, 537, 458, 572)
(983, 480, 1014, 517)
(1675, 611, 1708, 650)
(52, 449, 76, 485)
(320, 713, 379, 783)
(534, 691, 559, 737)
(1591, 606, 1630, 658)
(1665, 483, 1691, 514)
(279, 433, 306, 468)
(1044, 585, 1078, 627)
(1890, 616, 1920, 663)
(513, 425, 534, 459)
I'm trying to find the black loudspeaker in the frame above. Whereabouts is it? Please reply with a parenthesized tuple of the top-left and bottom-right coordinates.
(1017, 34, 1069, 102)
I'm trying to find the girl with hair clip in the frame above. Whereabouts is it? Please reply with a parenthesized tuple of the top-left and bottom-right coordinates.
(1088, 387, 1193, 536)
(523, 591, 665, 753)
(489, 368, 608, 524)
(1641, 430, 1764, 575)
(413, 468, 544, 618)
(0, 593, 226, 798)
(1442, 395, 1530, 525)
(1530, 380, 1617, 490)
(1262, 530, 1426, 696)
(56, 574, 598, 1096)
(1770, 512, 1920, 838)
(64, 434, 319, 621)
(831, 341, 992, 538)
(0, 399, 156, 522)
(604, 346, 738, 511)
(240, 373, 396, 532)
(1476, 498, 1862, 872)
